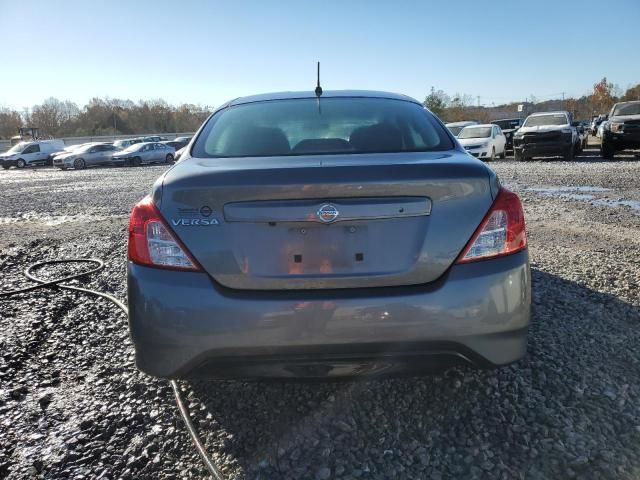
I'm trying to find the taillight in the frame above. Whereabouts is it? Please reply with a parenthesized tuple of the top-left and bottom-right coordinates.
(456, 188, 527, 263)
(128, 196, 202, 271)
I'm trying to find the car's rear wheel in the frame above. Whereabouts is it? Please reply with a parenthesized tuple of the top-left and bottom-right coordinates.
(563, 145, 574, 161)
(16, 159, 26, 168)
(165, 154, 174, 163)
(132, 156, 142, 167)
(74, 158, 86, 170)
(514, 149, 523, 161)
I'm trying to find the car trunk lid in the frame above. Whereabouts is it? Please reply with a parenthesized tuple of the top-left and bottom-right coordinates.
(159, 152, 493, 290)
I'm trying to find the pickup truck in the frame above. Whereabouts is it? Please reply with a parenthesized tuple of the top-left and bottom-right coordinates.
(512, 111, 577, 161)
(600, 101, 640, 159)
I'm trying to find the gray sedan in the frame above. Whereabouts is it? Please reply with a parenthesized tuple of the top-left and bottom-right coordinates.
(127, 90, 530, 379)
(53, 143, 119, 170)
(112, 142, 175, 166)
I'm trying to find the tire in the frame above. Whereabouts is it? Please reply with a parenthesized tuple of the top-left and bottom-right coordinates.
(601, 141, 614, 160)
(16, 159, 26, 168)
(165, 154, 174, 163)
(514, 149, 523, 161)
(500, 146, 506, 159)
(74, 158, 86, 170)
(132, 156, 142, 167)
(563, 145, 574, 161)
(489, 147, 495, 161)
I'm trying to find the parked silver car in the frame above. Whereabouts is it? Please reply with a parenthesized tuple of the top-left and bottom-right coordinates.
(51, 143, 92, 162)
(127, 90, 530, 379)
(112, 142, 175, 166)
(113, 138, 143, 150)
(53, 143, 120, 170)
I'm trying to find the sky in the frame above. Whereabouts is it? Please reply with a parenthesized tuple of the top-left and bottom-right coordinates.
(1, 0, 639, 110)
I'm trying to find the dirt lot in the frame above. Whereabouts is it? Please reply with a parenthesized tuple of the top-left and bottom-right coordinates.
(1, 140, 639, 480)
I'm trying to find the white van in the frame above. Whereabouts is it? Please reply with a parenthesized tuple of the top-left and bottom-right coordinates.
(0, 140, 66, 169)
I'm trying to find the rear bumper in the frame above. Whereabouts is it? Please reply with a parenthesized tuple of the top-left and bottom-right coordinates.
(128, 249, 531, 378)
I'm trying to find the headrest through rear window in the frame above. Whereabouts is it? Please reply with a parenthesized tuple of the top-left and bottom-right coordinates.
(349, 123, 403, 152)
(225, 126, 290, 156)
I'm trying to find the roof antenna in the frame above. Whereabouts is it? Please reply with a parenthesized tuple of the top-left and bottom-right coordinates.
(315, 61, 323, 97)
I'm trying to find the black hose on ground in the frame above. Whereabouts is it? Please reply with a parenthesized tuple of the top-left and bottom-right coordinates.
(0, 259, 225, 480)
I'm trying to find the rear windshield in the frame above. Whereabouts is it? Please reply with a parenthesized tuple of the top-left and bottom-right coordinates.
(612, 103, 640, 116)
(191, 97, 454, 158)
(458, 126, 491, 139)
(523, 114, 568, 127)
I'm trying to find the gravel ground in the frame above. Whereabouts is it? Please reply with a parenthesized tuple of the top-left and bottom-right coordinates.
(1, 140, 639, 479)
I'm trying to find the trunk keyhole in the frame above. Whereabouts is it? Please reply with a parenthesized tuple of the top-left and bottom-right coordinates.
(294, 254, 302, 263)
(355, 253, 364, 262)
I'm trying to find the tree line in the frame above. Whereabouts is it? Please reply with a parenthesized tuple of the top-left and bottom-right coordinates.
(424, 78, 640, 123)
(0, 97, 212, 140)
(2, 79, 639, 139)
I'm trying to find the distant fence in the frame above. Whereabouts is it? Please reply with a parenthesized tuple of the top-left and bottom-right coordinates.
(0, 132, 196, 151)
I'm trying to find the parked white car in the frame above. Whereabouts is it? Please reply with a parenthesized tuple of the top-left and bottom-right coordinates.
(457, 124, 507, 160)
(0, 140, 65, 169)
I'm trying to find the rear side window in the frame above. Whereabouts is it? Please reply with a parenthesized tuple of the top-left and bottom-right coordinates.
(192, 97, 454, 158)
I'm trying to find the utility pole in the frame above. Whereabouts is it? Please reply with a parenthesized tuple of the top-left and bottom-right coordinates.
(477, 96, 480, 107)
(561, 92, 565, 110)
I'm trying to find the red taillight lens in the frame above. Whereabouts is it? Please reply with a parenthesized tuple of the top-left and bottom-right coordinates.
(456, 188, 527, 263)
(128, 196, 202, 271)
